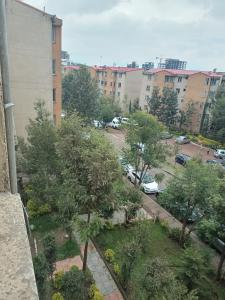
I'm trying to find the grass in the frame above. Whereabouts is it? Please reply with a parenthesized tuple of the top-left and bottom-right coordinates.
(30, 214, 60, 233)
(95, 221, 225, 300)
(56, 239, 80, 261)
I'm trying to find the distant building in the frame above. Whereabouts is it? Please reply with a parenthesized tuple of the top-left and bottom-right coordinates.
(140, 68, 222, 132)
(158, 58, 187, 70)
(93, 66, 143, 111)
(61, 50, 70, 66)
(5, 0, 62, 138)
(127, 61, 139, 68)
(142, 62, 154, 70)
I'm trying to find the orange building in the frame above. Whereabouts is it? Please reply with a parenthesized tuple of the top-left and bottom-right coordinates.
(140, 68, 222, 132)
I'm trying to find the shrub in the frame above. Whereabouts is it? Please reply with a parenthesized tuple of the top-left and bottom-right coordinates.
(113, 263, 120, 275)
(54, 271, 64, 289)
(104, 249, 115, 263)
(159, 220, 169, 233)
(27, 199, 51, 218)
(197, 219, 218, 243)
(168, 227, 192, 248)
(104, 220, 114, 230)
(52, 292, 64, 300)
(89, 284, 104, 300)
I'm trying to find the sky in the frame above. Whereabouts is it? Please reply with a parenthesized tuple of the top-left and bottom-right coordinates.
(24, 0, 225, 71)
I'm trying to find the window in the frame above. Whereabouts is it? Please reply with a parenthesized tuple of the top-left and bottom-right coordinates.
(119, 73, 122, 78)
(101, 81, 104, 85)
(165, 75, 174, 82)
(118, 92, 120, 96)
(210, 78, 217, 86)
(145, 95, 150, 101)
(178, 77, 182, 82)
(53, 88, 56, 102)
(52, 25, 56, 42)
(52, 59, 56, 74)
(206, 78, 210, 85)
(147, 74, 152, 80)
(146, 85, 150, 91)
(183, 88, 186, 92)
(110, 82, 112, 86)
(114, 82, 116, 87)
(176, 88, 180, 94)
(104, 81, 107, 86)
(118, 82, 122, 88)
(104, 90, 107, 94)
(104, 72, 107, 77)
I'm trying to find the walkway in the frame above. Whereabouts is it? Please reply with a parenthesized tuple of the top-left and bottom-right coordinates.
(75, 230, 124, 300)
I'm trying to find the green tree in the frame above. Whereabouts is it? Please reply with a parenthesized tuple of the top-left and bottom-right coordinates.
(137, 257, 198, 300)
(124, 111, 166, 186)
(148, 87, 178, 128)
(98, 96, 121, 125)
(43, 233, 57, 277)
(177, 102, 195, 131)
(19, 101, 59, 209)
(210, 96, 225, 143)
(57, 115, 120, 271)
(159, 160, 219, 246)
(62, 67, 99, 120)
(178, 247, 206, 290)
(61, 267, 90, 300)
(33, 253, 49, 297)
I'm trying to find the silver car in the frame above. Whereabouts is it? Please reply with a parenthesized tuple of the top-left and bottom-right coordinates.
(214, 149, 225, 159)
(175, 136, 190, 144)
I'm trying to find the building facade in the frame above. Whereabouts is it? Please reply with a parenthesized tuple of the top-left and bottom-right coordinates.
(140, 68, 222, 132)
(6, 0, 62, 138)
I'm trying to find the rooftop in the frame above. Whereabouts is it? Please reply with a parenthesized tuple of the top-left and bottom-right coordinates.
(146, 68, 222, 78)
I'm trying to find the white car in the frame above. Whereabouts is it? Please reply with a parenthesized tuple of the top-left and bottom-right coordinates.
(175, 136, 190, 144)
(107, 117, 121, 129)
(118, 157, 135, 174)
(127, 170, 159, 194)
(93, 120, 103, 128)
(121, 117, 129, 124)
(214, 149, 225, 159)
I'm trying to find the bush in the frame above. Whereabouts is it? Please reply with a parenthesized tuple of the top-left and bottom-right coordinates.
(113, 263, 120, 275)
(89, 284, 104, 300)
(54, 271, 64, 289)
(197, 219, 218, 243)
(52, 292, 64, 300)
(27, 199, 51, 218)
(168, 227, 192, 248)
(159, 220, 170, 233)
(104, 249, 115, 263)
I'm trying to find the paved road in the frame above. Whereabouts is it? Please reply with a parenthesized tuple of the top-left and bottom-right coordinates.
(104, 128, 224, 274)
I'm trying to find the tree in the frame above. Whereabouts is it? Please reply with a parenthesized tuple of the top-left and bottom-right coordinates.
(177, 102, 195, 131)
(61, 267, 90, 300)
(33, 253, 48, 297)
(62, 67, 100, 120)
(136, 257, 198, 300)
(148, 87, 178, 128)
(98, 96, 121, 125)
(124, 111, 167, 187)
(178, 247, 206, 290)
(159, 160, 219, 246)
(57, 115, 120, 271)
(209, 96, 225, 143)
(19, 100, 59, 209)
(43, 233, 57, 277)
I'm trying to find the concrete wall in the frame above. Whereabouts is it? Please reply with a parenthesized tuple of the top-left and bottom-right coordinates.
(6, 0, 54, 138)
(124, 69, 143, 110)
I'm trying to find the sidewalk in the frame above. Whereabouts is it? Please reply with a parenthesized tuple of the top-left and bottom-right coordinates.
(74, 230, 124, 300)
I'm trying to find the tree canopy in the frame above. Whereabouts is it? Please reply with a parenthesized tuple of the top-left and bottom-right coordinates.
(62, 67, 100, 120)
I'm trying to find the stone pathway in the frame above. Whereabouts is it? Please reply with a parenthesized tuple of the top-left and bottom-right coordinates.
(55, 256, 83, 273)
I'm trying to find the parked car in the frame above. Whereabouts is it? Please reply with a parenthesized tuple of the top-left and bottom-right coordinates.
(175, 153, 191, 166)
(214, 149, 225, 159)
(107, 117, 121, 129)
(161, 132, 173, 139)
(93, 120, 103, 128)
(121, 117, 129, 124)
(127, 170, 159, 194)
(206, 159, 225, 170)
(175, 136, 190, 144)
(118, 156, 134, 174)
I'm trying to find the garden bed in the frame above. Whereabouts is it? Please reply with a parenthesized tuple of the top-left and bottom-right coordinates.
(95, 221, 225, 300)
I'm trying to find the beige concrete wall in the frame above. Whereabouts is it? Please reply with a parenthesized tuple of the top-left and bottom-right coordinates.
(6, 0, 54, 138)
(124, 70, 143, 110)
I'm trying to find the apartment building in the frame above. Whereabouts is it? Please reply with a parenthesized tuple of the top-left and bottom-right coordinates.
(140, 68, 222, 132)
(5, 0, 62, 138)
(94, 66, 143, 111)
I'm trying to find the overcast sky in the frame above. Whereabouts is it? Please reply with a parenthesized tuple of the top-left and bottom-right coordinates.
(24, 0, 225, 71)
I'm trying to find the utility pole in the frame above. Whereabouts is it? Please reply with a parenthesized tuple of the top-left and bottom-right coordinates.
(0, 0, 17, 193)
